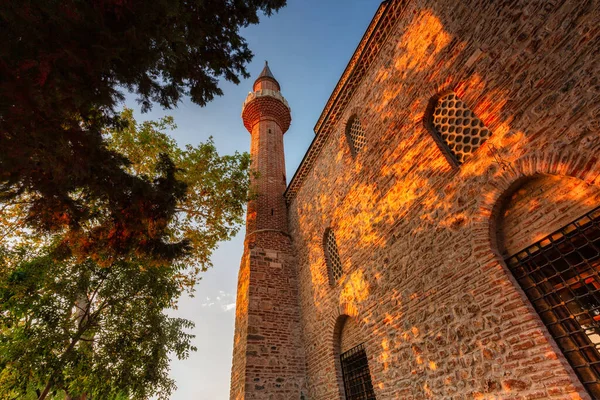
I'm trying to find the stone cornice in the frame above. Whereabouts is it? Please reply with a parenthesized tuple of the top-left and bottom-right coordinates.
(284, 0, 407, 204)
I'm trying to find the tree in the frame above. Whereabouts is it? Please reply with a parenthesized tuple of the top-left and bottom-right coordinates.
(0, 0, 285, 262)
(0, 111, 251, 399)
(0, 244, 195, 400)
(106, 109, 251, 281)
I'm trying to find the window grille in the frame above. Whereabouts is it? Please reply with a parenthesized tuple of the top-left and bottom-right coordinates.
(324, 229, 343, 283)
(346, 116, 367, 155)
(431, 92, 491, 164)
(505, 205, 600, 398)
(340, 343, 376, 400)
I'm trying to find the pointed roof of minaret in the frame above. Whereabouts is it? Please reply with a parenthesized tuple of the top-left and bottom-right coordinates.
(253, 61, 280, 91)
(258, 61, 276, 80)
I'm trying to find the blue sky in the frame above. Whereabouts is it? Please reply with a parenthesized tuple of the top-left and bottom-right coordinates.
(126, 1, 381, 398)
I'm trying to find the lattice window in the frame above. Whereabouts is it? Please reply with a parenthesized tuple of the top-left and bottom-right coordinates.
(340, 344, 376, 400)
(324, 229, 343, 283)
(430, 92, 491, 164)
(346, 115, 367, 155)
(505, 205, 600, 398)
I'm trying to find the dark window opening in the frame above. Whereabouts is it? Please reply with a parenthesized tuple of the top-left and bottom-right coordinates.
(345, 115, 366, 156)
(340, 343, 376, 400)
(505, 205, 600, 398)
(324, 228, 343, 284)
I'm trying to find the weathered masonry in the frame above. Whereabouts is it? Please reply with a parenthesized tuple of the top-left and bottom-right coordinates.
(230, 62, 307, 399)
(231, 0, 600, 398)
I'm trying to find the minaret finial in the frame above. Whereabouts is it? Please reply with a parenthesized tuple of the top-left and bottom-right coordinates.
(254, 60, 280, 91)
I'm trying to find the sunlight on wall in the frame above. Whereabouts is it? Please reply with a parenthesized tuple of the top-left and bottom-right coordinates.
(394, 11, 451, 73)
(498, 174, 600, 255)
(234, 252, 250, 324)
(289, 5, 600, 399)
(340, 269, 370, 306)
(334, 183, 383, 247)
(376, 10, 452, 114)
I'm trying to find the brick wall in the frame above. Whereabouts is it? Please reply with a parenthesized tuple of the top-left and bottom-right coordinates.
(245, 114, 290, 236)
(340, 317, 363, 355)
(497, 175, 600, 257)
(287, 0, 600, 398)
(230, 249, 251, 399)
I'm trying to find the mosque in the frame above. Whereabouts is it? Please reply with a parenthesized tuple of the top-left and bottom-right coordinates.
(230, 0, 600, 398)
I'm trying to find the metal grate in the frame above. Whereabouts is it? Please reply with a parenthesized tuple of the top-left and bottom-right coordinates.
(340, 343, 376, 400)
(505, 205, 600, 398)
(346, 116, 367, 155)
(324, 229, 343, 283)
(432, 92, 491, 164)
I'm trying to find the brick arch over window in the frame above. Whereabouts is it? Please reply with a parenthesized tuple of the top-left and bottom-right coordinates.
(497, 175, 600, 257)
(471, 150, 600, 399)
(424, 91, 491, 166)
(324, 228, 343, 285)
(345, 114, 367, 156)
(477, 149, 600, 251)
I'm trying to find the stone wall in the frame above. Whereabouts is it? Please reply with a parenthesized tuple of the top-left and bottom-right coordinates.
(230, 242, 307, 399)
(287, 0, 600, 398)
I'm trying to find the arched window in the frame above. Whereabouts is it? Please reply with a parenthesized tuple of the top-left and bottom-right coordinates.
(334, 316, 376, 400)
(428, 92, 491, 165)
(324, 228, 343, 284)
(504, 207, 600, 397)
(497, 175, 600, 397)
(345, 115, 366, 156)
(340, 344, 376, 400)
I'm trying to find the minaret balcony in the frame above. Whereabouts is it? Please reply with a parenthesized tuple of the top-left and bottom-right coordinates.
(241, 89, 290, 115)
(241, 89, 292, 133)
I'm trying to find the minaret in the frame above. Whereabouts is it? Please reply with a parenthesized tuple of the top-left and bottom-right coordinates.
(242, 61, 291, 238)
(230, 62, 306, 399)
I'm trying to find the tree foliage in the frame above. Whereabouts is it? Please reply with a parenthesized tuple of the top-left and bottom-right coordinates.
(0, 0, 284, 261)
(106, 109, 251, 283)
(0, 245, 195, 400)
(0, 111, 251, 399)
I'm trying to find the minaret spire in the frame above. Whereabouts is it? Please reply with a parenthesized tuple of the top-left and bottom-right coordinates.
(258, 61, 275, 79)
(252, 60, 281, 92)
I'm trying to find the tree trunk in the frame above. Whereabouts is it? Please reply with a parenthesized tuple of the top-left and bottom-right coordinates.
(37, 380, 53, 400)
(63, 295, 91, 400)
(38, 322, 87, 400)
